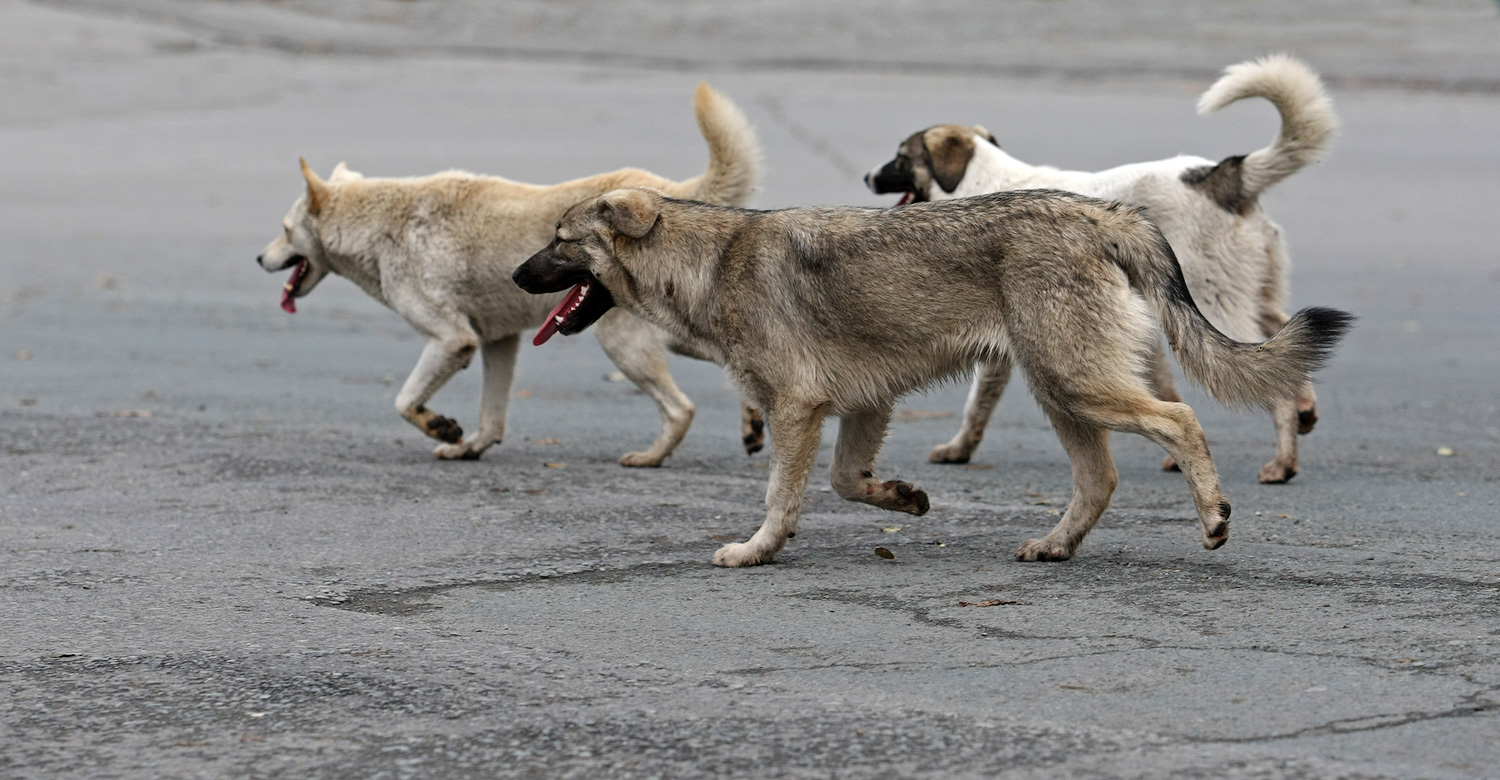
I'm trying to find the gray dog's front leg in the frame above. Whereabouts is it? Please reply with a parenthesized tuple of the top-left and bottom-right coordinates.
(713, 400, 825, 567)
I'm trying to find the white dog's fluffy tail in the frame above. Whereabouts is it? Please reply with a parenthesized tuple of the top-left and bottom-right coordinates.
(673, 83, 763, 208)
(1197, 54, 1337, 199)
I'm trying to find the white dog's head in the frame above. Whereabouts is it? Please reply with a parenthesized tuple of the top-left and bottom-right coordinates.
(864, 125, 997, 205)
(256, 160, 362, 313)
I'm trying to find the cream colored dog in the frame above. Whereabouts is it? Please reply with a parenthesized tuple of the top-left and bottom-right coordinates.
(256, 84, 760, 464)
(866, 55, 1338, 483)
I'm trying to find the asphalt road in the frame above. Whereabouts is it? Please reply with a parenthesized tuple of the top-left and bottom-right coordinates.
(3, 1, 1499, 778)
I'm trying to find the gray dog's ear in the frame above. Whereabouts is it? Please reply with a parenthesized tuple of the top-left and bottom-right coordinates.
(300, 158, 331, 216)
(922, 128, 975, 194)
(600, 189, 661, 239)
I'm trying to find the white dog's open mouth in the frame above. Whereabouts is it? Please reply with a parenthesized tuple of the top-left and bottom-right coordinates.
(533, 275, 614, 346)
(281, 258, 309, 314)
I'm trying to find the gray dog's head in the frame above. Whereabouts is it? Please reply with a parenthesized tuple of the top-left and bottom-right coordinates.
(513, 188, 670, 345)
(864, 125, 997, 205)
(255, 160, 362, 313)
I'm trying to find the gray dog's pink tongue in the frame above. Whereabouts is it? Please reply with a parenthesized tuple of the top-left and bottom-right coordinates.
(533, 281, 588, 346)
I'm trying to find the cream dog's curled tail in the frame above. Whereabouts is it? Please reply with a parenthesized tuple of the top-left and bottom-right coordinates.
(1108, 212, 1354, 412)
(1197, 54, 1338, 199)
(668, 83, 763, 207)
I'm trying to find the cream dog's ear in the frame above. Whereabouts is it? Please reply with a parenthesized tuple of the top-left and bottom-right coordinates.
(600, 189, 661, 239)
(330, 162, 364, 182)
(300, 158, 331, 216)
(973, 125, 999, 147)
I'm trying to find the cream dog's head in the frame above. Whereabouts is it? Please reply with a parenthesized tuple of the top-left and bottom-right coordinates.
(864, 125, 997, 205)
(256, 160, 363, 313)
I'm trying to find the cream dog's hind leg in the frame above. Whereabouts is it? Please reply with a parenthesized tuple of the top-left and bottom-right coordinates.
(434, 334, 520, 460)
(592, 311, 696, 467)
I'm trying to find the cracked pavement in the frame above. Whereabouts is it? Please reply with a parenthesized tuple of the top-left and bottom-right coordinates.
(2, 1, 1499, 777)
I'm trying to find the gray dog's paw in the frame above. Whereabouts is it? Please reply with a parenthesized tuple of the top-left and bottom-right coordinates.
(1015, 537, 1074, 562)
(884, 481, 930, 516)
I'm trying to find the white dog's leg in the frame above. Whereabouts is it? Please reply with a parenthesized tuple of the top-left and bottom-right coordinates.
(1259, 397, 1301, 483)
(831, 405, 929, 515)
(434, 334, 519, 460)
(929, 353, 1012, 464)
(714, 400, 825, 567)
(593, 312, 695, 467)
(395, 334, 477, 445)
(1145, 339, 1189, 472)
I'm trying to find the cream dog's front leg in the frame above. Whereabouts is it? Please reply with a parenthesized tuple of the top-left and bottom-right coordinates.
(395, 335, 477, 446)
(433, 335, 519, 460)
(713, 400, 825, 567)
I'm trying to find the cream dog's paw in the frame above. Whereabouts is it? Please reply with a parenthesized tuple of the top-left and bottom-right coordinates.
(433, 441, 482, 460)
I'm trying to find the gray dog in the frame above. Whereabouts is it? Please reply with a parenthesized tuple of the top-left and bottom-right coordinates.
(514, 188, 1352, 567)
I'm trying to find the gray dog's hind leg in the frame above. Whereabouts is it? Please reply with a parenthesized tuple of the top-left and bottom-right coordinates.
(1016, 408, 1117, 562)
(832, 405, 929, 515)
(929, 353, 1013, 464)
(713, 400, 825, 567)
(434, 334, 519, 460)
(593, 312, 696, 468)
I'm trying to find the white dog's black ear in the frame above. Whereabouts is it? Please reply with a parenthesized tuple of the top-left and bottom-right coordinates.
(600, 189, 661, 239)
(300, 158, 331, 216)
(973, 125, 999, 147)
(922, 128, 976, 194)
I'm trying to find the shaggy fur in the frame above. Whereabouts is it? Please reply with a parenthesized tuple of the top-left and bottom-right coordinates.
(865, 54, 1339, 484)
(256, 84, 761, 464)
(513, 187, 1352, 567)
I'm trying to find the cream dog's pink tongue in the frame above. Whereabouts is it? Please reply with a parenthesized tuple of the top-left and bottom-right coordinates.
(280, 259, 308, 314)
(533, 281, 588, 346)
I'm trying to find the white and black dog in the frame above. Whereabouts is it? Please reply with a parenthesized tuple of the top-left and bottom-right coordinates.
(866, 54, 1338, 484)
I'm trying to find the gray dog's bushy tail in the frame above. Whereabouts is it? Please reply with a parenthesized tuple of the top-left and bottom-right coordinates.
(1197, 54, 1337, 200)
(672, 83, 763, 208)
(1110, 220, 1354, 410)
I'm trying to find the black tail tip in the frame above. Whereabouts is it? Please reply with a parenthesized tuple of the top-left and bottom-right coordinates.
(1297, 306, 1357, 350)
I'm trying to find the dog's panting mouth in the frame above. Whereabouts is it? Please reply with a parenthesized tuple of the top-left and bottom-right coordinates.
(280, 258, 309, 314)
(533, 274, 615, 346)
(896, 191, 915, 206)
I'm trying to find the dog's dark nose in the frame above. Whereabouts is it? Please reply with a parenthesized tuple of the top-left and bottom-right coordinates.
(863, 171, 872, 187)
(255, 255, 263, 266)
